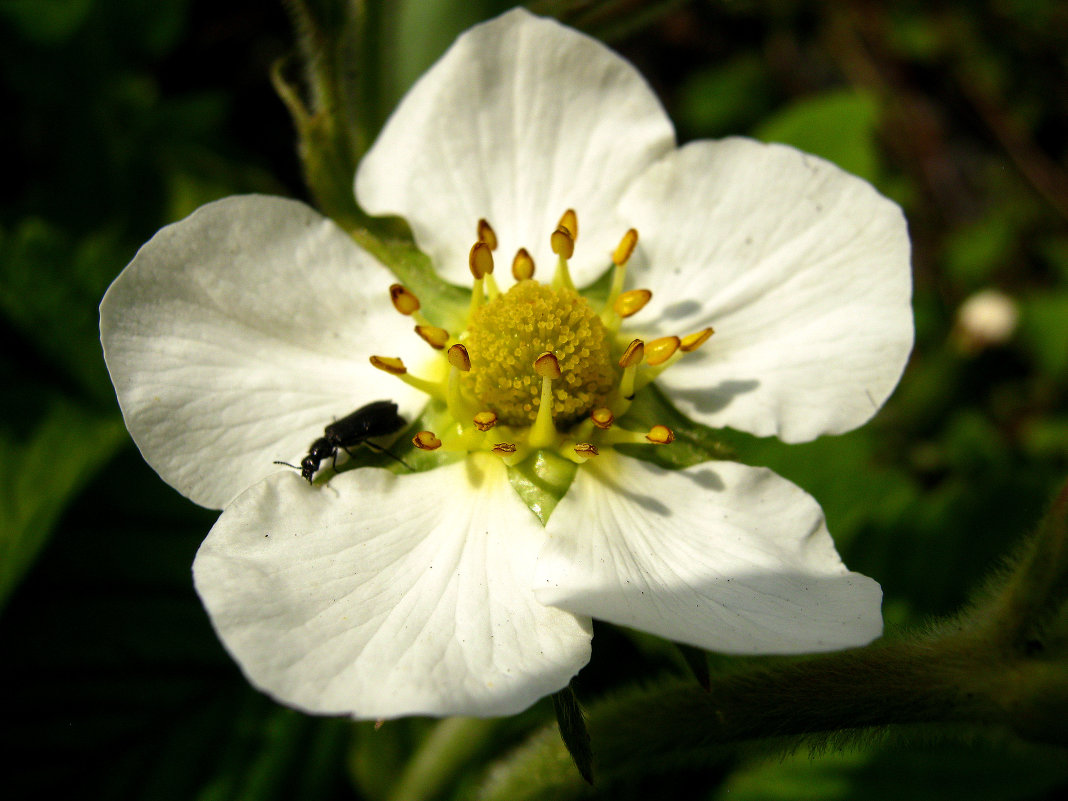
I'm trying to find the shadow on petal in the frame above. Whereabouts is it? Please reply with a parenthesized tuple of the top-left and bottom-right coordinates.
(669, 379, 760, 414)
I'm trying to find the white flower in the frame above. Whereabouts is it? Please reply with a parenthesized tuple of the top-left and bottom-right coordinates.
(99, 9, 912, 719)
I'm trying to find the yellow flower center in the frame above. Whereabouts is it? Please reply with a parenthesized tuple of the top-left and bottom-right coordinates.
(370, 210, 716, 471)
(463, 280, 615, 426)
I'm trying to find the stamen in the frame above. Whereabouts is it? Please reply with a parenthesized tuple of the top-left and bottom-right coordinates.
(557, 209, 578, 240)
(613, 339, 644, 414)
(591, 407, 614, 429)
(644, 336, 680, 366)
(371, 355, 443, 398)
(604, 228, 639, 320)
(634, 335, 684, 393)
(447, 344, 471, 372)
(469, 241, 494, 279)
(415, 325, 450, 350)
(512, 248, 535, 281)
(390, 284, 421, 316)
(613, 289, 652, 319)
(646, 425, 676, 444)
(565, 442, 598, 464)
(550, 226, 575, 260)
(598, 424, 676, 447)
(491, 441, 524, 466)
(477, 218, 498, 251)
(612, 228, 638, 267)
(618, 339, 645, 369)
(413, 431, 442, 450)
(550, 226, 576, 293)
(534, 351, 562, 380)
(680, 327, 715, 352)
(468, 242, 490, 316)
(529, 352, 561, 448)
(446, 344, 473, 423)
(473, 411, 497, 431)
(370, 355, 407, 375)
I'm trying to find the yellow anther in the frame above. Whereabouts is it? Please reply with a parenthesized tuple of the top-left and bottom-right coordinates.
(415, 325, 450, 350)
(573, 442, 598, 457)
(412, 431, 442, 450)
(645, 336, 680, 366)
(557, 209, 578, 239)
(448, 343, 471, 372)
(613, 289, 652, 319)
(534, 351, 562, 380)
(469, 241, 494, 278)
(680, 326, 715, 352)
(473, 411, 497, 431)
(492, 442, 517, 454)
(646, 425, 676, 444)
(618, 339, 645, 369)
(477, 218, 498, 250)
(612, 228, 638, 266)
(591, 407, 614, 429)
(370, 355, 407, 375)
(390, 284, 420, 315)
(512, 248, 535, 281)
(550, 226, 575, 260)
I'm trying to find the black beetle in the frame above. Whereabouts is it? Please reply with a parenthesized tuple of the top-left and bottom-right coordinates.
(274, 400, 407, 483)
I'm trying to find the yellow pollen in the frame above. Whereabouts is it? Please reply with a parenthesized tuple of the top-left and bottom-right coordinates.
(681, 327, 715, 352)
(550, 227, 574, 260)
(558, 209, 578, 239)
(473, 411, 497, 431)
(591, 407, 614, 429)
(492, 442, 517, 454)
(415, 325, 450, 350)
(612, 229, 638, 266)
(413, 431, 442, 450)
(619, 339, 645, 369)
(462, 280, 615, 427)
(574, 442, 598, 456)
(477, 218, 498, 250)
(512, 248, 535, 281)
(370, 355, 406, 375)
(390, 284, 420, 315)
(613, 289, 652, 319)
(448, 344, 471, 371)
(645, 336, 680, 366)
(470, 241, 494, 278)
(646, 425, 675, 444)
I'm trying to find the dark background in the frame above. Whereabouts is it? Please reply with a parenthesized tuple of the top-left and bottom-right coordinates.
(2, 1, 1067, 798)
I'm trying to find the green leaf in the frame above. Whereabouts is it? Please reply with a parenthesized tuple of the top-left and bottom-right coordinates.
(676, 55, 774, 137)
(755, 90, 882, 182)
(1018, 290, 1068, 378)
(0, 402, 126, 610)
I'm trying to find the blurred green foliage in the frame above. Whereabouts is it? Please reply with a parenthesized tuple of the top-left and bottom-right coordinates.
(2, 0, 1066, 799)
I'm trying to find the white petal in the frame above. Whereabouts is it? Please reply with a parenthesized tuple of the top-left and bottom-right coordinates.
(356, 8, 675, 287)
(536, 456, 882, 654)
(620, 138, 913, 441)
(100, 195, 424, 509)
(194, 458, 592, 719)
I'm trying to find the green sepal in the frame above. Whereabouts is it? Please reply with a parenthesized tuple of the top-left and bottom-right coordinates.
(551, 684, 595, 785)
(615, 382, 735, 469)
(507, 450, 578, 526)
(349, 229, 470, 331)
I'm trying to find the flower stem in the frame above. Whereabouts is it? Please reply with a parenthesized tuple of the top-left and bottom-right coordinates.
(388, 717, 501, 801)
